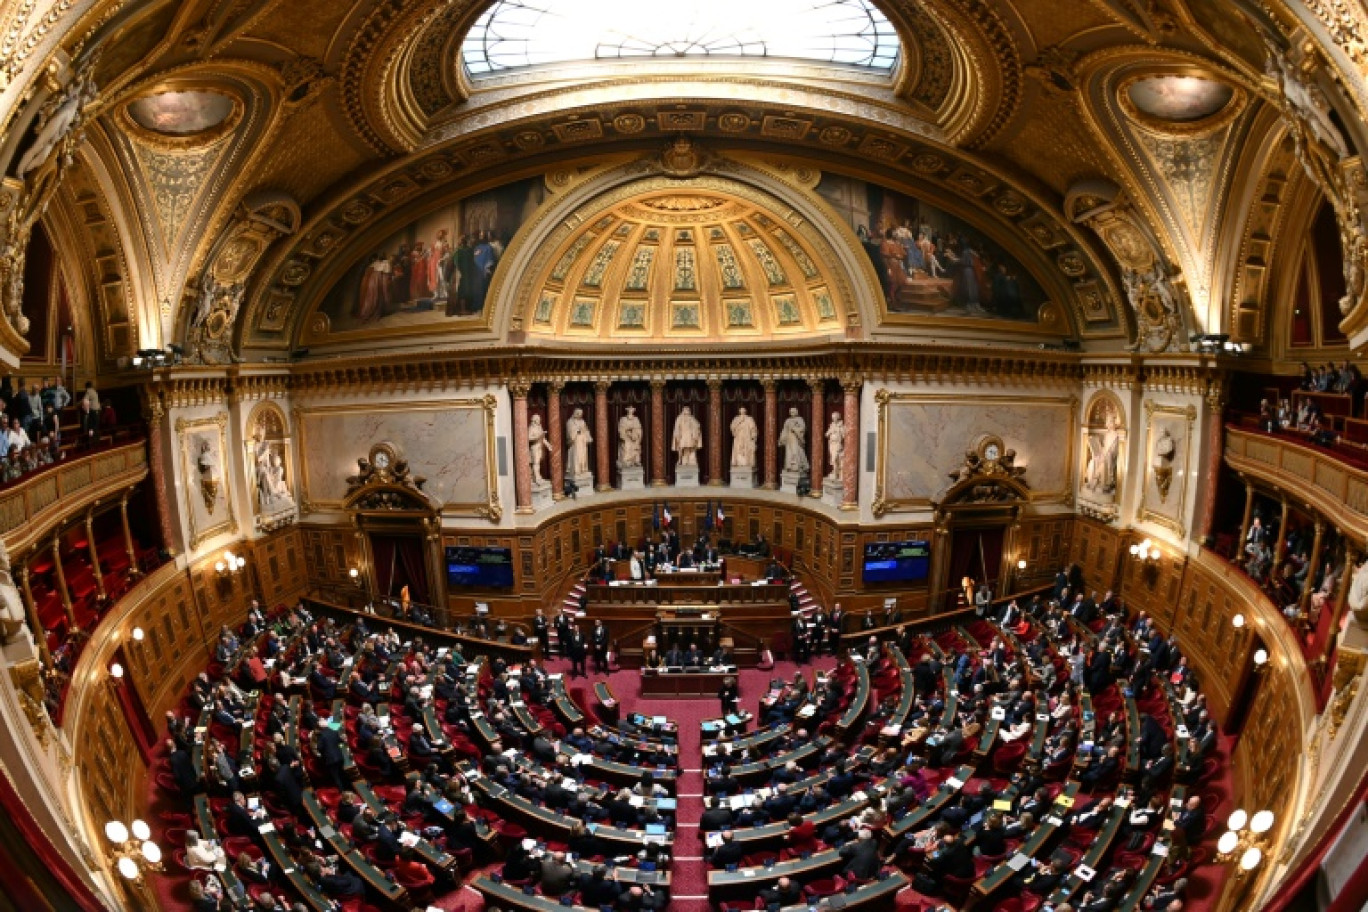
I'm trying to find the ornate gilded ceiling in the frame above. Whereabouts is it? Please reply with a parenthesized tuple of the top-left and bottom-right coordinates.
(3, 0, 1368, 367)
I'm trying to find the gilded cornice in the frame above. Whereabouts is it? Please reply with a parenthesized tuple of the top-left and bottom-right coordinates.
(244, 131, 1128, 352)
(145, 369, 231, 408)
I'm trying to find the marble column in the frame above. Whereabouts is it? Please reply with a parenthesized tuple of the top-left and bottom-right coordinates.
(51, 537, 77, 632)
(17, 565, 51, 667)
(650, 379, 667, 486)
(84, 510, 106, 601)
(595, 381, 612, 491)
(707, 378, 724, 486)
(548, 382, 565, 499)
(119, 494, 140, 579)
(762, 380, 778, 489)
(144, 399, 178, 554)
(841, 378, 861, 509)
(1300, 521, 1326, 613)
(510, 381, 533, 514)
(808, 378, 825, 496)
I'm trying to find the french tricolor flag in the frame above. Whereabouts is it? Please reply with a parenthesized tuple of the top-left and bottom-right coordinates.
(716, 503, 725, 526)
(662, 503, 672, 528)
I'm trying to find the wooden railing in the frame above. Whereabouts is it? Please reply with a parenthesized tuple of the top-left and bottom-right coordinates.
(1224, 426, 1368, 539)
(0, 439, 148, 554)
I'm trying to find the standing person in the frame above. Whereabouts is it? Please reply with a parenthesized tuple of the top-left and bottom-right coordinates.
(533, 608, 550, 657)
(80, 381, 100, 444)
(718, 676, 739, 716)
(591, 619, 609, 673)
(567, 626, 587, 678)
(554, 609, 572, 658)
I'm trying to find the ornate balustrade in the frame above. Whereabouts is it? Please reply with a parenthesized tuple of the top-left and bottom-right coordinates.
(1224, 427, 1368, 540)
(0, 441, 148, 555)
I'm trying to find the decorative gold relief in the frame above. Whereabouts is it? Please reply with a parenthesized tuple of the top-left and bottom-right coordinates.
(9, 659, 51, 749)
(176, 412, 237, 549)
(1137, 400, 1196, 536)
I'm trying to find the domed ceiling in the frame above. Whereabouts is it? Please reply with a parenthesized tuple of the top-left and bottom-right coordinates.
(524, 189, 848, 343)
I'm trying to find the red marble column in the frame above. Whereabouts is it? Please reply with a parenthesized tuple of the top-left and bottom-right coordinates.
(762, 380, 778, 489)
(808, 378, 825, 496)
(650, 378, 667, 486)
(548, 382, 565, 499)
(144, 401, 179, 553)
(841, 378, 860, 509)
(707, 378, 724, 486)
(595, 380, 612, 491)
(510, 382, 532, 513)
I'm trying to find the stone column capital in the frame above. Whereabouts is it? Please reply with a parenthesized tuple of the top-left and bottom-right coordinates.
(760, 378, 777, 391)
(595, 379, 613, 393)
(649, 377, 667, 390)
(507, 379, 531, 398)
(706, 377, 723, 390)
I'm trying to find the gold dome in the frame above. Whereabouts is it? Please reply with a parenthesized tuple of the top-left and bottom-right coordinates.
(524, 187, 849, 344)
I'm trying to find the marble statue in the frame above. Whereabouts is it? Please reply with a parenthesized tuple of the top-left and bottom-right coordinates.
(14, 75, 98, 179)
(1348, 555, 1368, 627)
(253, 430, 293, 509)
(673, 406, 702, 467)
(825, 412, 845, 480)
(730, 407, 758, 467)
(196, 438, 220, 513)
(1084, 411, 1123, 497)
(617, 406, 643, 468)
(779, 408, 809, 472)
(0, 539, 28, 641)
(565, 408, 593, 477)
(528, 414, 552, 482)
(1152, 427, 1176, 502)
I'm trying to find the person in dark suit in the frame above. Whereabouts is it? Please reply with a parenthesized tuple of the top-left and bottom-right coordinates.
(718, 676, 739, 716)
(315, 726, 347, 792)
(168, 740, 201, 794)
(1172, 795, 1206, 844)
(269, 758, 304, 812)
(760, 876, 805, 908)
(591, 620, 610, 673)
(709, 830, 746, 869)
(924, 831, 974, 884)
(533, 609, 550, 656)
(699, 802, 734, 832)
(567, 628, 587, 677)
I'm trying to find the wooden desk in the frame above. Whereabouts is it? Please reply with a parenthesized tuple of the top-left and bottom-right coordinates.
(708, 847, 845, 901)
(586, 581, 788, 607)
(641, 669, 732, 698)
(972, 781, 1080, 901)
(836, 661, 871, 737)
(886, 765, 976, 837)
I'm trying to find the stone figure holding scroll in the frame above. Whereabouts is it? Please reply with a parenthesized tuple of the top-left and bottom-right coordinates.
(730, 407, 758, 467)
(825, 412, 845, 480)
(673, 406, 702, 467)
(528, 414, 552, 483)
(565, 408, 593, 477)
(779, 408, 808, 472)
(618, 406, 643, 467)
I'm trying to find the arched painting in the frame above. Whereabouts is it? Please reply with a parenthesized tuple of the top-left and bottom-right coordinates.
(315, 176, 546, 334)
(816, 173, 1046, 321)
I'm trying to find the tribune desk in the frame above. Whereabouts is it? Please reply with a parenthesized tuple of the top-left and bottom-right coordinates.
(640, 667, 736, 698)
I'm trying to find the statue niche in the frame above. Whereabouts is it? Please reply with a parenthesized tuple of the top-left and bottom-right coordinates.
(247, 404, 297, 532)
(1079, 395, 1126, 522)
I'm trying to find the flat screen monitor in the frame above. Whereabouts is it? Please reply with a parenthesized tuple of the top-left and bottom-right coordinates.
(862, 540, 930, 583)
(446, 546, 515, 588)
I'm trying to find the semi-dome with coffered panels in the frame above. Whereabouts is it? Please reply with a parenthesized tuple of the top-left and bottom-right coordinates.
(1, 0, 1368, 910)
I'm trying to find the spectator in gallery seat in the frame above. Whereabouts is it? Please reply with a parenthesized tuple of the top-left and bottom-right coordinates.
(709, 830, 746, 869)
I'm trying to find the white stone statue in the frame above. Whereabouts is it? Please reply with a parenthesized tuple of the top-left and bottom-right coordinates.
(825, 412, 845, 480)
(264, 451, 292, 504)
(779, 408, 809, 472)
(528, 414, 552, 483)
(14, 75, 97, 179)
(0, 539, 28, 640)
(730, 407, 758, 468)
(672, 406, 702, 467)
(565, 408, 593, 477)
(1084, 410, 1123, 498)
(1347, 556, 1368, 627)
(197, 437, 221, 513)
(617, 406, 643, 467)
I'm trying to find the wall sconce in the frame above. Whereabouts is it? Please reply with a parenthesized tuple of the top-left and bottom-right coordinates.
(215, 550, 247, 577)
(348, 567, 362, 587)
(105, 818, 162, 881)
(1216, 809, 1274, 877)
(108, 662, 124, 683)
(1252, 648, 1270, 673)
(1232, 614, 1245, 630)
(130, 627, 145, 642)
(1129, 539, 1160, 562)
(1017, 559, 1027, 571)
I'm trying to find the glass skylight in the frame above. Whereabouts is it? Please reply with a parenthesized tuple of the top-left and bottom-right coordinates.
(462, 0, 900, 76)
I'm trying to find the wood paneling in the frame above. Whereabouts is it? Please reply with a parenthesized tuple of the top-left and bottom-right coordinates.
(1070, 517, 1123, 594)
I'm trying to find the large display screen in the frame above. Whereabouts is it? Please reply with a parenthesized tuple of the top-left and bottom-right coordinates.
(446, 546, 515, 588)
(862, 540, 931, 583)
